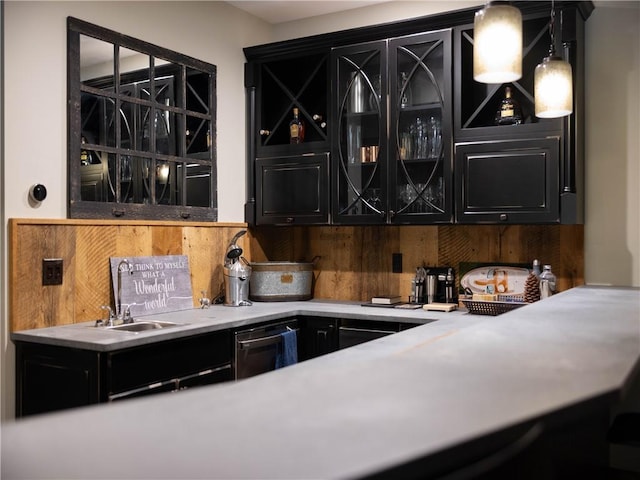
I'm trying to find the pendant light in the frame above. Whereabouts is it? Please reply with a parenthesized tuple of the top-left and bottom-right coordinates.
(473, 1, 522, 84)
(534, 1, 573, 118)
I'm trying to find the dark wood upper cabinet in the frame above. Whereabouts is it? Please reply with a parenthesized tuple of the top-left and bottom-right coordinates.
(68, 17, 218, 221)
(331, 30, 453, 225)
(243, 1, 592, 226)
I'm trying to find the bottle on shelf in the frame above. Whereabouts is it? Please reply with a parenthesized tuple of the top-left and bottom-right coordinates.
(539, 264, 557, 299)
(80, 136, 96, 165)
(494, 86, 523, 125)
(532, 259, 541, 277)
(289, 107, 305, 144)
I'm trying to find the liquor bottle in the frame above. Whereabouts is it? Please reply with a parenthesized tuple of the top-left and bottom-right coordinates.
(289, 107, 305, 144)
(80, 136, 95, 165)
(494, 86, 523, 125)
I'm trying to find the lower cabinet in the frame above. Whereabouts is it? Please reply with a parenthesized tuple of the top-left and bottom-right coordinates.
(16, 317, 421, 417)
(298, 316, 421, 357)
(338, 319, 421, 349)
(15, 343, 101, 417)
(15, 330, 232, 418)
(298, 316, 339, 360)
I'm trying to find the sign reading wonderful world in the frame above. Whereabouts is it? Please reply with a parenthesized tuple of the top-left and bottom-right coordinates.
(109, 255, 194, 317)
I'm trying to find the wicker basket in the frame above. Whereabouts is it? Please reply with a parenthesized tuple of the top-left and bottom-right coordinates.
(462, 299, 527, 316)
(497, 293, 525, 303)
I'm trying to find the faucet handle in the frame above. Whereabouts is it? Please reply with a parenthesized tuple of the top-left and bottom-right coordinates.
(122, 305, 133, 323)
(199, 291, 211, 309)
(100, 305, 116, 327)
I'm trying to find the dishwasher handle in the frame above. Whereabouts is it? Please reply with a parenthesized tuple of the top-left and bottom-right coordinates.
(338, 326, 396, 335)
(237, 329, 299, 350)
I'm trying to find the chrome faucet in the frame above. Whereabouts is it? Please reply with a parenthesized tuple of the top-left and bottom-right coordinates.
(117, 259, 134, 323)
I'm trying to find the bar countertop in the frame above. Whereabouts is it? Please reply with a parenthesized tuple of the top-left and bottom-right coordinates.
(2, 285, 639, 479)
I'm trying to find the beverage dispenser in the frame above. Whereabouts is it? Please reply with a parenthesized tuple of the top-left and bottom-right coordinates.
(223, 230, 252, 307)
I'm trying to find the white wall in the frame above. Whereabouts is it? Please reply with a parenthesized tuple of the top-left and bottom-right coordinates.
(584, 3, 640, 287)
(3, 0, 271, 222)
(0, 0, 272, 420)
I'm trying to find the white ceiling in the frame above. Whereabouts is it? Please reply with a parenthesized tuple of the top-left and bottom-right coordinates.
(225, 0, 394, 24)
(226, 1, 636, 25)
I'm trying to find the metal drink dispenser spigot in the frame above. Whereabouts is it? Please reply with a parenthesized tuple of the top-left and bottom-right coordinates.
(223, 230, 252, 307)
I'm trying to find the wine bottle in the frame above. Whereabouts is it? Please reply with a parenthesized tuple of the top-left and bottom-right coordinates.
(289, 108, 305, 144)
(495, 86, 523, 125)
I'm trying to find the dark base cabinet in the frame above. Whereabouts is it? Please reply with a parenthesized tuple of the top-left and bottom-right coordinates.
(15, 330, 232, 418)
(15, 343, 101, 417)
(298, 316, 339, 360)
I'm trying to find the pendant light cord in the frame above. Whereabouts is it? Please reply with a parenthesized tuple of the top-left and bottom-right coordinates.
(548, 0, 557, 56)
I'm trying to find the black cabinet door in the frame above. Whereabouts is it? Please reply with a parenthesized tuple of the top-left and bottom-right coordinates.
(107, 330, 232, 398)
(16, 331, 233, 416)
(455, 138, 560, 224)
(298, 317, 339, 360)
(15, 342, 102, 417)
(331, 31, 453, 225)
(246, 52, 330, 225)
(331, 40, 387, 225)
(388, 29, 453, 224)
(255, 153, 329, 225)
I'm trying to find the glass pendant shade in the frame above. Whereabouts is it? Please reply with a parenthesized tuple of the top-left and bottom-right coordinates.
(534, 56, 573, 118)
(473, 2, 522, 84)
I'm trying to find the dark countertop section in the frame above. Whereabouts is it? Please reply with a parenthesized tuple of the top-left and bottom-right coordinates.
(3, 286, 639, 479)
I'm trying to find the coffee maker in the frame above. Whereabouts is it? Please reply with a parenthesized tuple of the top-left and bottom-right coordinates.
(223, 230, 252, 307)
(411, 266, 457, 304)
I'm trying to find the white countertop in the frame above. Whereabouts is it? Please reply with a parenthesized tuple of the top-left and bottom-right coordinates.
(3, 286, 640, 479)
(10, 298, 472, 351)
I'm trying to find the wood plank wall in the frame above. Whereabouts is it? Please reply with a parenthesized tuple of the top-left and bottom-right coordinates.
(250, 224, 584, 302)
(9, 219, 250, 332)
(10, 219, 583, 331)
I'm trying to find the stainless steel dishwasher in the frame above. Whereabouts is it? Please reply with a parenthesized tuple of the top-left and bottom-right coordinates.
(234, 319, 299, 379)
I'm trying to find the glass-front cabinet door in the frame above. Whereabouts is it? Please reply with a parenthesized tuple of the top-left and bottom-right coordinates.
(389, 30, 452, 224)
(331, 30, 452, 225)
(332, 41, 386, 224)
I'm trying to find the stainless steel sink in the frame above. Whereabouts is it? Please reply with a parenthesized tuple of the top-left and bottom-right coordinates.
(103, 321, 184, 332)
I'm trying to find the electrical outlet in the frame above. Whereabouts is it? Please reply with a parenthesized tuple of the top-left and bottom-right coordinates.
(42, 258, 63, 286)
(392, 253, 403, 273)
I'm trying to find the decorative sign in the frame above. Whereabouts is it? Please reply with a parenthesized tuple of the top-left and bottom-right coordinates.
(109, 255, 194, 318)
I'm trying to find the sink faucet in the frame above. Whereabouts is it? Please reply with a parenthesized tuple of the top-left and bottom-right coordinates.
(117, 259, 134, 323)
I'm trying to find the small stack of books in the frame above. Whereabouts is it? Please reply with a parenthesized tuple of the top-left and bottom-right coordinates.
(370, 295, 402, 305)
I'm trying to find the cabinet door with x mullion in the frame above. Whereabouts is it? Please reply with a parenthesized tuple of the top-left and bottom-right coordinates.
(255, 52, 329, 154)
(455, 12, 561, 141)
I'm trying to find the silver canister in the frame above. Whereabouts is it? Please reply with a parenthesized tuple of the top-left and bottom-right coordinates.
(224, 261, 252, 306)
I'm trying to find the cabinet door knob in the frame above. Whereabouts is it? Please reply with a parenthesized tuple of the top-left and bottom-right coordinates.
(499, 213, 508, 221)
(286, 217, 295, 223)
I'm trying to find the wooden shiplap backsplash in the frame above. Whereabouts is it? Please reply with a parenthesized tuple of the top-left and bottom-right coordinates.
(9, 219, 583, 332)
(9, 219, 251, 332)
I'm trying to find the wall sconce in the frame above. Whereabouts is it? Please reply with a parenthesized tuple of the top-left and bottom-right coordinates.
(473, 2, 523, 84)
(534, 1, 573, 118)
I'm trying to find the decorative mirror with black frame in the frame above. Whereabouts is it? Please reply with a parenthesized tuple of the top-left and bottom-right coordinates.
(67, 17, 217, 221)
